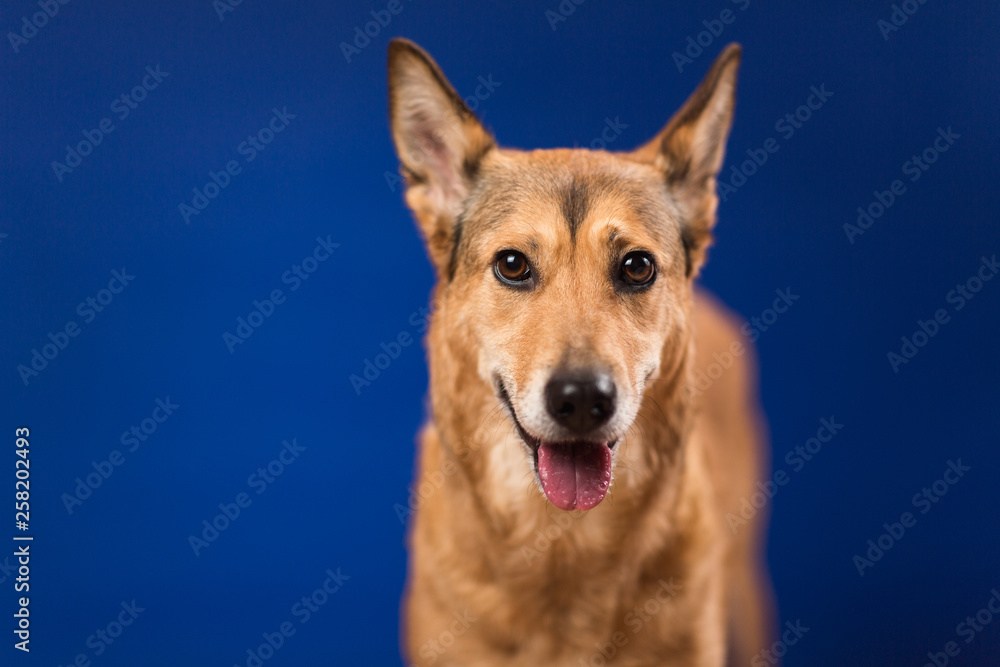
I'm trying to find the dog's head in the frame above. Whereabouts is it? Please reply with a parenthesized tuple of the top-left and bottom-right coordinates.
(388, 39, 740, 512)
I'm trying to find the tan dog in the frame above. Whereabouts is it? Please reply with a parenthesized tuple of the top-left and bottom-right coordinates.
(388, 38, 775, 666)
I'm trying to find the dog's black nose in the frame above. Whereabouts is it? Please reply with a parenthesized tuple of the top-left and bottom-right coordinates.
(545, 371, 617, 434)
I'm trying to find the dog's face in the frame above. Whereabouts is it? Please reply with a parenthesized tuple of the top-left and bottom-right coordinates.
(442, 151, 691, 512)
(389, 39, 740, 511)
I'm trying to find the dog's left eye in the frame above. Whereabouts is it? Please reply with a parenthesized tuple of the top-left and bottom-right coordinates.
(620, 251, 656, 287)
(495, 250, 533, 286)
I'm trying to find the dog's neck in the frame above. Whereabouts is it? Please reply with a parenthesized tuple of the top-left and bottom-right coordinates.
(408, 298, 724, 659)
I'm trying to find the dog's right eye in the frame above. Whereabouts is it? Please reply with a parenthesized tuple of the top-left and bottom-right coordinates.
(494, 251, 533, 286)
(620, 251, 656, 288)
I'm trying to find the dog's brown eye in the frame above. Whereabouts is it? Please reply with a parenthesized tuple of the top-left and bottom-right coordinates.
(621, 251, 655, 287)
(495, 251, 532, 285)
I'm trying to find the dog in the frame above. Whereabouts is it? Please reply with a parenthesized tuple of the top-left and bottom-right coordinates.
(388, 37, 775, 666)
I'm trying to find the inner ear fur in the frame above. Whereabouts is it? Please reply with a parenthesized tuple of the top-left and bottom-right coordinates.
(387, 38, 496, 274)
(630, 43, 741, 277)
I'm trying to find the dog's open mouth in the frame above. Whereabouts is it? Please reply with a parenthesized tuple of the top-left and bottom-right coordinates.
(498, 382, 615, 511)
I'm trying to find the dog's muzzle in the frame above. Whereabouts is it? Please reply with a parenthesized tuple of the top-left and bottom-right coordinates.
(501, 371, 619, 512)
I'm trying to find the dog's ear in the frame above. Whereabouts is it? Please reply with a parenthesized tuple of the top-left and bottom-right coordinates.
(631, 44, 741, 277)
(388, 38, 496, 274)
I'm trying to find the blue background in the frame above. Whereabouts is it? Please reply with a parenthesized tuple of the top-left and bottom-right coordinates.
(3, 0, 999, 665)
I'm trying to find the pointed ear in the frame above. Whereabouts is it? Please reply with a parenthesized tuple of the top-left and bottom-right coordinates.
(631, 43, 741, 277)
(388, 38, 496, 274)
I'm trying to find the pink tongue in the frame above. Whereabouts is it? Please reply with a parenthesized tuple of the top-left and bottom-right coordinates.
(537, 442, 612, 511)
